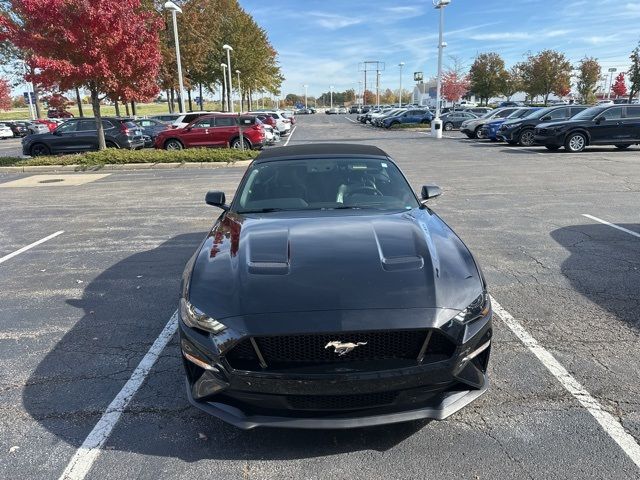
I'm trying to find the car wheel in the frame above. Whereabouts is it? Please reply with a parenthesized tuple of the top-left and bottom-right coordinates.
(518, 129, 535, 146)
(164, 139, 183, 151)
(614, 144, 631, 150)
(105, 141, 119, 149)
(565, 133, 586, 153)
(30, 143, 51, 157)
(444, 122, 453, 131)
(545, 145, 561, 151)
(231, 137, 250, 149)
(474, 127, 483, 139)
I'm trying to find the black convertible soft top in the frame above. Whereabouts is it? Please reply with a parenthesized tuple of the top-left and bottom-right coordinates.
(255, 143, 389, 162)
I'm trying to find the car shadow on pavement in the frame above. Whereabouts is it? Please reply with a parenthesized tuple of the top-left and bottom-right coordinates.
(551, 223, 640, 330)
(21, 232, 427, 461)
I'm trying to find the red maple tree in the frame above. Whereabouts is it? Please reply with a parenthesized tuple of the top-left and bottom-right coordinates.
(0, 79, 11, 110)
(3, 0, 162, 149)
(441, 71, 470, 103)
(611, 73, 627, 98)
(44, 93, 72, 112)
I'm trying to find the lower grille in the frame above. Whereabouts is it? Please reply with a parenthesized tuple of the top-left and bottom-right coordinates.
(287, 392, 398, 411)
(225, 329, 456, 371)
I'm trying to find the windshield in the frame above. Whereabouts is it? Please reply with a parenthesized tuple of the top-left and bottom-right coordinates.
(234, 158, 420, 213)
(571, 106, 606, 120)
(507, 108, 535, 119)
(524, 107, 552, 119)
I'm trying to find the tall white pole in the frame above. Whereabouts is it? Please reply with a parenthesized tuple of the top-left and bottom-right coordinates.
(304, 84, 308, 109)
(236, 70, 241, 111)
(223, 45, 234, 113)
(170, 10, 185, 113)
(330, 86, 333, 109)
(398, 62, 405, 107)
(432, 0, 449, 139)
(221, 64, 228, 112)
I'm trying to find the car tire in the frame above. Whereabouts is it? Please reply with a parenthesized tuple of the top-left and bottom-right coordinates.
(444, 122, 454, 131)
(30, 143, 51, 157)
(565, 132, 587, 153)
(164, 139, 183, 151)
(231, 137, 251, 149)
(545, 145, 561, 151)
(474, 127, 483, 139)
(518, 129, 535, 146)
(105, 141, 119, 149)
(614, 144, 631, 150)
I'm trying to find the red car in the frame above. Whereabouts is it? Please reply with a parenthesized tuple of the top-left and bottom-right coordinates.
(154, 113, 265, 150)
(35, 119, 59, 132)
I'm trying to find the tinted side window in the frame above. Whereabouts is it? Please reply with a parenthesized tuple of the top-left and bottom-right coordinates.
(102, 120, 114, 130)
(547, 108, 567, 120)
(56, 121, 77, 133)
(215, 117, 235, 127)
(192, 118, 215, 128)
(78, 120, 97, 131)
(625, 106, 640, 118)
(600, 107, 623, 120)
(570, 107, 587, 116)
(183, 114, 200, 123)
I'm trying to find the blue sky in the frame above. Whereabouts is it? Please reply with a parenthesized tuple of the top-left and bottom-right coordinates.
(240, 0, 640, 97)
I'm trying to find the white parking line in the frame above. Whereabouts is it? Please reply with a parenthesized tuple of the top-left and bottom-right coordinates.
(491, 296, 640, 470)
(345, 117, 356, 123)
(58, 311, 178, 480)
(283, 126, 297, 147)
(0, 230, 64, 265)
(582, 214, 640, 239)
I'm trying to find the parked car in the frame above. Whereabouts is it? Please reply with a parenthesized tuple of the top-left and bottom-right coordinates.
(480, 107, 541, 141)
(6, 121, 30, 137)
(349, 105, 361, 114)
(440, 111, 478, 131)
(383, 109, 434, 128)
(47, 109, 74, 119)
(0, 123, 14, 139)
(34, 118, 58, 132)
(180, 143, 492, 429)
(372, 108, 407, 127)
(249, 111, 291, 136)
(325, 108, 338, 115)
(369, 108, 398, 125)
(262, 123, 280, 145)
(534, 104, 640, 152)
(465, 107, 493, 116)
(26, 122, 50, 135)
(460, 108, 520, 139)
(458, 100, 477, 108)
(154, 113, 265, 150)
(497, 105, 589, 146)
(597, 99, 614, 105)
(134, 118, 170, 147)
(150, 113, 181, 124)
(498, 101, 524, 108)
(282, 110, 297, 125)
(337, 106, 348, 114)
(21, 117, 145, 156)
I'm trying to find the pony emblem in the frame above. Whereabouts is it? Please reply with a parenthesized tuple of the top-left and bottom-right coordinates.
(325, 340, 367, 356)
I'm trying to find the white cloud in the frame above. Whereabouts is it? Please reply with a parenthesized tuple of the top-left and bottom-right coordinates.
(469, 29, 570, 41)
(309, 12, 362, 30)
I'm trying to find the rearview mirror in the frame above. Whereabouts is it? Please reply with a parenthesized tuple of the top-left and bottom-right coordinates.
(421, 185, 442, 201)
(205, 191, 228, 210)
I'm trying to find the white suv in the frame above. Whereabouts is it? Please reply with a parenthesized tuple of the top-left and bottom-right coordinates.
(251, 111, 291, 136)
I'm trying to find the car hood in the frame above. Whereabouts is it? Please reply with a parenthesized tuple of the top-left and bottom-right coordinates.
(188, 209, 483, 325)
(485, 119, 506, 127)
(536, 120, 580, 129)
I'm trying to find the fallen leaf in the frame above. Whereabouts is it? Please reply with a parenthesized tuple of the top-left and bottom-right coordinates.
(9, 446, 19, 453)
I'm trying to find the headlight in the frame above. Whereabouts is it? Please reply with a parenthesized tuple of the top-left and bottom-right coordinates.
(454, 292, 491, 324)
(506, 122, 521, 129)
(180, 298, 227, 334)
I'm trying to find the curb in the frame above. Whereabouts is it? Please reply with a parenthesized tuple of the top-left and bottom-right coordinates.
(0, 159, 254, 174)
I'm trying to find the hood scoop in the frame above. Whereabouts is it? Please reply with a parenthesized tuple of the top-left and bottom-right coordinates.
(372, 221, 427, 272)
(247, 229, 290, 275)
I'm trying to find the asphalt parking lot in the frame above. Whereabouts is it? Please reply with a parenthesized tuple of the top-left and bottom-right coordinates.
(0, 137, 24, 157)
(1, 113, 640, 479)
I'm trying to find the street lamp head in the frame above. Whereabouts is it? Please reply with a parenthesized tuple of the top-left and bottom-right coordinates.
(220, 63, 227, 68)
(433, 0, 451, 7)
(399, 62, 405, 67)
(236, 69, 241, 74)
(222, 44, 233, 51)
(163, 1, 182, 13)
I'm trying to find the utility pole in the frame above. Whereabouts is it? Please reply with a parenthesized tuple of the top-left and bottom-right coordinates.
(376, 70, 380, 106)
(432, 0, 451, 139)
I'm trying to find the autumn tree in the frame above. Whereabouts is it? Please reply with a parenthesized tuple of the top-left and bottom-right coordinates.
(44, 93, 72, 113)
(441, 71, 470, 103)
(628, 44, 640, 103)
(0, 78, 11, 110)
(469, 53, 506, 105)
(518, 50, 572, 105)
(499, 65, 522, 100)
(575, 57, 601, 104)
(4, 0, 162, 149)
(611, 73, 627, 98)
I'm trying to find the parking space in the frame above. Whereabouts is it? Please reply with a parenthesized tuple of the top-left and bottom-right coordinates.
(1, 114, 640, 479)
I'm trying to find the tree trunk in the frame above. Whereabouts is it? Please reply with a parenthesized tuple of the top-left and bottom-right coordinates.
(170, 88, 175, 113)
(166, 90, 173, 113)
(186, 89, 192, 111)
(131, 101, 136, 116)
(33, 83, 43, 119)
(199, 83, 204, 110)
(75, 87, 84, 117)
(114, 99, 120, 117)
(90, 87, 106, 150)
(125, 102, 130, 116)
(544, 93, 550, 106)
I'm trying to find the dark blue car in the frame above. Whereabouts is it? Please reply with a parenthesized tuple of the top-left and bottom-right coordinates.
(481, 107, 542, 141)
(383, 109, 433, 128)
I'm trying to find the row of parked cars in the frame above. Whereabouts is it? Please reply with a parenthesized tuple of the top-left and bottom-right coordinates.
(354, 105, 492, 130)
(459, 103, 640, 152)
(20, 110, 298, 157)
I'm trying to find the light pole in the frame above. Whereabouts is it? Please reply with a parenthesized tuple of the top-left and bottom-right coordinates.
(223, 44, 234, 113)
(358, 81, 363, 105)
(330, 85, 334, 109)
(236, 70, 242, 111)
(607, 67, 617, 99)
(164, 1, 185, 113)
(220, 63, 228, 112)
(432, 0, 451, 139)
(398, 62, 405, 107)
(304, 84, 308, 109)
(22, 61, 35, 120)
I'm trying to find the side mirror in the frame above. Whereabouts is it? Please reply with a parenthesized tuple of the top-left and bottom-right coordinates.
(205, 191, 228, 210)
(541, 115, 551, 121)
(421, 185, 442, 201)
(595, 116, 603, 124)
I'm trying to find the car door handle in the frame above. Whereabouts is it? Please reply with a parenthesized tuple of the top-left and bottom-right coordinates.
(205, 129, 209, 134)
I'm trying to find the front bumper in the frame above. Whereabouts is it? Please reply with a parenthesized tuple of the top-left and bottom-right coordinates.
(496, 127, 519, 142)
(533, 132, 564, 147)
(179, 309, 492, 429)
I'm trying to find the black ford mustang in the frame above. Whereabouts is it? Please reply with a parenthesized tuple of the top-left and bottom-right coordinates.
(179, 143, 492, 429)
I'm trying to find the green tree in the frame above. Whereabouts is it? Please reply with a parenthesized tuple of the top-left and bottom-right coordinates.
(519, 50, 572, 105)
(499, 65, 522, 100)
(575, 57, 601, 104)
(469, 53, 506, 105)
(628, 43, 640, 103)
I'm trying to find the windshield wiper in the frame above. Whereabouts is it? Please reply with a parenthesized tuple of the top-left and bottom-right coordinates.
(238, 207, 288, 214)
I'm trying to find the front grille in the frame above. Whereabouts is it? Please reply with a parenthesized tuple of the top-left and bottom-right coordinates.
(287, 392, 398, 411)
(225, 329, 456, 371)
